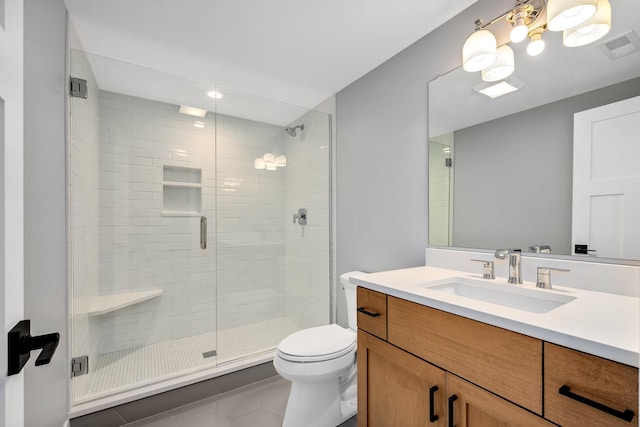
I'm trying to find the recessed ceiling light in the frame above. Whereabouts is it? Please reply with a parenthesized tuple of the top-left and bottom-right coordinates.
(179, 105, 207, 118)
(207, 90, 223, 99)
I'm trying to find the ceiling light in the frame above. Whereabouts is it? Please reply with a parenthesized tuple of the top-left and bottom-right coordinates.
(527, 27, 546, 56)
(207, 90, 223, 99)
(178, 105, 207, 118)
(547, 0, 597, 32)
(474, 77, 524, 99)
(462, 20, 497, 72)
(482, 45, 515, 82)
(563, 0, 611, 47)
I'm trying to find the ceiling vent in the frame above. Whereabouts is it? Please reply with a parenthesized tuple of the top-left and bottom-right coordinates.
(598, 31, 640, 60)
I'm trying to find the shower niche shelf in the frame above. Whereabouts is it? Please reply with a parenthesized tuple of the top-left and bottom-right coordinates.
(162, 165, 202, 216)
(86, 290, 163, 316)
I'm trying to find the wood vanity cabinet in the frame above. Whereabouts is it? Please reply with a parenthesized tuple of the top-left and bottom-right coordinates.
(356, 290, 639, 427)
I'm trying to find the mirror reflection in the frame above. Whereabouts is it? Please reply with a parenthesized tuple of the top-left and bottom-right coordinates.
(428, 0, 640, 260)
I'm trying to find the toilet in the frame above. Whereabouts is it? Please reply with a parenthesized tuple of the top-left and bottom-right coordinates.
(274, 271, 365, 427)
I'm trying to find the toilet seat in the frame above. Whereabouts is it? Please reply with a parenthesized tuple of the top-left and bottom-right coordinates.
(277, 324, 356, 363)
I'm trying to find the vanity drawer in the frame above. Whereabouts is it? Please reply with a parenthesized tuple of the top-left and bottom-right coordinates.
(387, 296, 543, 415)
(544, 342, 638, 427)
(357, 287, 387, 340)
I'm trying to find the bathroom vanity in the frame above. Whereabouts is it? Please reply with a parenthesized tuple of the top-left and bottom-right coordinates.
(353, 266, 639, 427)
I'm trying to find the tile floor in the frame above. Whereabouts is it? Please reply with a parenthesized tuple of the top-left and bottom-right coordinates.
(121, 377, 357, 427)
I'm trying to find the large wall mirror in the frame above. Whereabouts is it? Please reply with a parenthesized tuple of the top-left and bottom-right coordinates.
(428, 0, 640, 261)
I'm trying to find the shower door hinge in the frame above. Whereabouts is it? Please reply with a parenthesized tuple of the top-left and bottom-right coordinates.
(71, 355, 89, 377)
(70, 77, 88, 99)
(445, 158, 453, 167)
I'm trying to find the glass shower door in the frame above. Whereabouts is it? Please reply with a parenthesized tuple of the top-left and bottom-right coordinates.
(214, 101, 332, 364)
(69, 50, 218, 404)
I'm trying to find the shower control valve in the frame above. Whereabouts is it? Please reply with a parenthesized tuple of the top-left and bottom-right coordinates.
(293, 208, 307, 226)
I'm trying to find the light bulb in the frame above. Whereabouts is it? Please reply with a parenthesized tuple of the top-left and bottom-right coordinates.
(510, 21, 529, 43)
(527, 33, 546, 56)
(254, 158, 265, 169)
(275, 155, 287, 167)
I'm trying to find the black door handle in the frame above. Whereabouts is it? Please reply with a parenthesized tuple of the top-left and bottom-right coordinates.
(8, 320, 60, 376)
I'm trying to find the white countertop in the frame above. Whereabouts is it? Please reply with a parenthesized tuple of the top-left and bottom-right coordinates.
(351, 266, 639, 367)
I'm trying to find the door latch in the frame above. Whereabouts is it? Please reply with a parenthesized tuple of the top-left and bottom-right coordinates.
(8, 320, 60, 376)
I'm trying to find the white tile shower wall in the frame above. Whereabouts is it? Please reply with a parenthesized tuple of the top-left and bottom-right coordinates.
(429, 133, 453, 247)
(69, 49, 101, 397)
(96, 91, 217, 354)
(215, 115, 287, 330)
(284, 110, 331, 329)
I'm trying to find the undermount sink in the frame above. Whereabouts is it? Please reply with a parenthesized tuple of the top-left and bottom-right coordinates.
(417, 277, 576, 314)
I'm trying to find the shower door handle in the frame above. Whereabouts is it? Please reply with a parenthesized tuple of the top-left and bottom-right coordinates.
(200, 216, 207, 249)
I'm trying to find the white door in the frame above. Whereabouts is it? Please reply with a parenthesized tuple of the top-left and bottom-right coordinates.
(0, 0, 25, 425)
(572, 95, 640, 259)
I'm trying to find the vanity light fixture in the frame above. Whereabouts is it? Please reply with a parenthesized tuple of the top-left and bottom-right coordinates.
(462, 0, 613, 90)
(527, 26, 547, 56)
(462, 19, 497, 72)
(563, 0, 611, 47)
(547, 0, 597, 31)
(482, 45, 515, 82)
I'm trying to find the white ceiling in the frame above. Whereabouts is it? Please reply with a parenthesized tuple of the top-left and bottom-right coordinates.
(63, 0, 477, 117)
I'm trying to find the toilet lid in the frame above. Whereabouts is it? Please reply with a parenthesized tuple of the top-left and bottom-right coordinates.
(277, 324, 356, 361)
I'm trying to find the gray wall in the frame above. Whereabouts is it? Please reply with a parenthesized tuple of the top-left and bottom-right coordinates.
(24, 0, 69, 425)
(453, 77, 640, 254)
(336, 0, 507, 276)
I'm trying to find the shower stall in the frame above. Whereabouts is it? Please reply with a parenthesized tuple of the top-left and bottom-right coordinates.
(68, 50, 332, 410)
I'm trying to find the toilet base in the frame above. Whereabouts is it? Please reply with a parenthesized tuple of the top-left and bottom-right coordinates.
(282, 376, 357, 427)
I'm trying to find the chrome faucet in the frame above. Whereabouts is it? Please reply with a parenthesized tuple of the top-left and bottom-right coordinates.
(495, 249, 522, 284)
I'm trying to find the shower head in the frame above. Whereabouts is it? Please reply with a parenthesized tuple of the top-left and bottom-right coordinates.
(285, 124, 304, 137)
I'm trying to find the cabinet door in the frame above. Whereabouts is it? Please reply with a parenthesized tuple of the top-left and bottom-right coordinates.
(446, 374, 554, 427)
(358, 331, 445, 427)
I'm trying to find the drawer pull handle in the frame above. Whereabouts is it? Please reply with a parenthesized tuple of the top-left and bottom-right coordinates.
(357, 307, 380, 317)
(448, 394, 457, 427)
(429, 385, 439, 422)
(559, 385, 635, 422)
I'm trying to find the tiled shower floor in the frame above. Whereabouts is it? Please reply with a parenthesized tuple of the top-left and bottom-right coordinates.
(77, 317, 302, 402)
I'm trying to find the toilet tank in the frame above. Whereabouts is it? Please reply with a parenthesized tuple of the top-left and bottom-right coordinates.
(340, 271, 366, 331)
